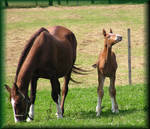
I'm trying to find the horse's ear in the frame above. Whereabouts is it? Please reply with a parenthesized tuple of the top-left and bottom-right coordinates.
(103, 29, 106, 37)
(5, 84, 11, 93)
(110, 28, 113, 33)
(13, 82, 18, 91)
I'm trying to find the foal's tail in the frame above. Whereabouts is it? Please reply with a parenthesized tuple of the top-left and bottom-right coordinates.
(15, 27, 49, 82)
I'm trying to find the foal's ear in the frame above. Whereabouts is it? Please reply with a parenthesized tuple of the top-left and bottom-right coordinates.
(110, 28, 113, 33)
(5, 84, 11, 93)
(103, 29, 106, 37)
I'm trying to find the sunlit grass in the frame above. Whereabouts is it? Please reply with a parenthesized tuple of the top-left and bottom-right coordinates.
(3, 84, 148, 128)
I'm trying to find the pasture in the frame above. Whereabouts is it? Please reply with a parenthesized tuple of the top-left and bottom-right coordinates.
(3, 4, 147, 128)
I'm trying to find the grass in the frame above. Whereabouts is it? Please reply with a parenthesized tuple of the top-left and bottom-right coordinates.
(3, 84, 148, 128)
(3, 4, 148, 128)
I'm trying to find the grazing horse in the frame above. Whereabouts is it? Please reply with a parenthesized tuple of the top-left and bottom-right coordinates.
(5, 26, 82, 122)
(92, 29, 122, 116)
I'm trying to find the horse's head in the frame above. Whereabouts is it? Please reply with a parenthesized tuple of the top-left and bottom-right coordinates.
(103, 29, 122, 47)
(5, 83, 31, 123)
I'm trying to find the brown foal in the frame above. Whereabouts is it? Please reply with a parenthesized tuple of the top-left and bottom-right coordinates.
(93, 29, 122, 116)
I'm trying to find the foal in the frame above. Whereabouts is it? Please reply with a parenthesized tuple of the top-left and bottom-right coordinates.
(93, 29, 122, 116)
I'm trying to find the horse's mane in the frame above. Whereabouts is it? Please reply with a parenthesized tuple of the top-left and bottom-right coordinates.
(15, 27, 49, 82)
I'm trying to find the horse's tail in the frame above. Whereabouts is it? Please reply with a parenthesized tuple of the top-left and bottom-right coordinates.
(15, 27, 48, 82)
(70, 65, 91, 84)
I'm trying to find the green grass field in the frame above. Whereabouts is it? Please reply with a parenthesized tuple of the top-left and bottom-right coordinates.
(3, 4, 147, 128)
(3, 84, 148, 128)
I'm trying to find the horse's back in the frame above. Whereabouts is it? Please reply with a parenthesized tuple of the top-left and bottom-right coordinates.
(47, 26, 73, 40)
(47, 26, 77, 62)
(32, 26, 77, 78)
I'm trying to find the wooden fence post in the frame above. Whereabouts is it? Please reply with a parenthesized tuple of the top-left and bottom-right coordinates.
(128, 28, 132, 85)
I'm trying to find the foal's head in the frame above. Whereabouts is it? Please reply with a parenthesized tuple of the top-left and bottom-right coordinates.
(5, 83, 31, 122)
(103, 29, 122, 47)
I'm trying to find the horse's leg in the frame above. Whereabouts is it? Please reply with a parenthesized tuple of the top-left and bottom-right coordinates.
(96, 71, 105, 116)
(50, 79, 62, 118)
(61, 73, 71, 116)
(109, 75, 119, 113)
(27, 77, 38, 122)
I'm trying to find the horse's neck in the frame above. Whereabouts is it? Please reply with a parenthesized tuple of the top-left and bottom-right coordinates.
(16, 74, 30, 95)
(16, 58, 34, 94)
(103, 40, 112, 63)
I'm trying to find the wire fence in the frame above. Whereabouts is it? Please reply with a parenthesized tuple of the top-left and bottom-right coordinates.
(3, 0, 149, 8)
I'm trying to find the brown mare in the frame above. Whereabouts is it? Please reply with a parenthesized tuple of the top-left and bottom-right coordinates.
(5, 26, 82, 122)
(93, 29, 122, 116)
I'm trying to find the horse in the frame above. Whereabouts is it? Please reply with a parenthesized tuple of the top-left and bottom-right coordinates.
(92, 29, 122, 116)
(5, 26, 84, 123)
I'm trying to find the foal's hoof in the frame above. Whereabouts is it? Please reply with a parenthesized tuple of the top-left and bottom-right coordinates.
(96, 106, 101, 116)
(96, 112, 101, 117)
(55, 112, 63, 119)
(112, 108, 119, 113)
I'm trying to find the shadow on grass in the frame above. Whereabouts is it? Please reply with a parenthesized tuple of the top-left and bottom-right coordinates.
(75, 108, 137, 119)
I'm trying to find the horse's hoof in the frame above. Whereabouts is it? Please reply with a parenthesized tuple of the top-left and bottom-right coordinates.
(112, 109, 119, 113)
(55, 112, 63, 119)
(26, 117, 34, 122)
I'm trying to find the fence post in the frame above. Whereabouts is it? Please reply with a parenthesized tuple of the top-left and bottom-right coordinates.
(128, 28, 132, 85)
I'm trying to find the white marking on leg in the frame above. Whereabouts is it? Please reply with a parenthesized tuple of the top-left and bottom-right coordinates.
(111, 97, 115, 113)
(96, 77, 105, 116)
(96, 96, 101, 116)
(26, 104, 34, 122)
(56, 95, 62, 119)
(11, 98, 18, 123)
(111, 97, 119, 113)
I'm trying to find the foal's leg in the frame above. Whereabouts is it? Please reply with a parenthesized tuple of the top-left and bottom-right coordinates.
(109, 75, 119, 113)
(61, 73, 71, 116)
(27, 77, 38, 122)
(50, 79, 62, 118)
(96, 72, 105, 116)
